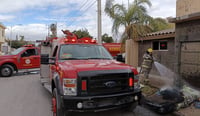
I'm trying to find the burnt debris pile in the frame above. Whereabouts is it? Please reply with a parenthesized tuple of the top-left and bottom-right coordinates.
(141, 61, 200, 114)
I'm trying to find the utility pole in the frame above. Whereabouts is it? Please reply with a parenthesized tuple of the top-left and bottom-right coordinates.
(10, 26, 13, 48)
(128, 0, 129, 9)
(9, 24, 22, 50)
(97, 0, 102, 44)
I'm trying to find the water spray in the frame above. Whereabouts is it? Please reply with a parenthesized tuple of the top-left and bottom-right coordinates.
(154, 61, 200, 108)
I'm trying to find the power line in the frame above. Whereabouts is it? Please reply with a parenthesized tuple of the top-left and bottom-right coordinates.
(67, 0, 97, 26)
(63, 0, 93, 26)
(57, 0, 92, 24)
(79, 0, 90, 11)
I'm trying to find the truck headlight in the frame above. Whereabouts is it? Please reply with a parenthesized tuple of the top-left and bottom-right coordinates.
(63, 79, 77, 96)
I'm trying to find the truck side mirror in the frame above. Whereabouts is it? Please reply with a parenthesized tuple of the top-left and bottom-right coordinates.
(116, 54, 125, 63)
(41, 54, 55, 65)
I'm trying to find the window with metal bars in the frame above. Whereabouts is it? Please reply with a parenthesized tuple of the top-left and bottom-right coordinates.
(152, 41, 168, 51)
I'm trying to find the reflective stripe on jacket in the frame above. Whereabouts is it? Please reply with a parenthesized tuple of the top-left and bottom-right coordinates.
(141, 53, 153, 69)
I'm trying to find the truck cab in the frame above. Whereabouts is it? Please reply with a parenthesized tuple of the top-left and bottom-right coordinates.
(40, 30, 141, 116)
(0, 45, 40, 77)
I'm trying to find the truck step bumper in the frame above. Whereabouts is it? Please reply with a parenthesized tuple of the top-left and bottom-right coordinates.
(62, 92, 141, 112)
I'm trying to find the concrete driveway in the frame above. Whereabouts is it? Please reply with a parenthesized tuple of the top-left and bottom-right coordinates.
(0, 73, 178, 116)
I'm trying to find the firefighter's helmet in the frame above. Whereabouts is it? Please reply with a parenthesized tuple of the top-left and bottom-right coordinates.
(147, 48, 153, 53)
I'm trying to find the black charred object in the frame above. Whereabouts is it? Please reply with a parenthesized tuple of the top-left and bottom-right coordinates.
(143, 87, 184, 114)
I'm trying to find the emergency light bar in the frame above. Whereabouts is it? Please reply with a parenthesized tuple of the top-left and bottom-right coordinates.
(23, 44, 35, 47)
(64, 38, 77, 43)
(62, 37, 96, 44)
(78, 37, 96, 44)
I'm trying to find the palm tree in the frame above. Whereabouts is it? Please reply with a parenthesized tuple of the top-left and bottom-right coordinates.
(105, 0, 152, 42)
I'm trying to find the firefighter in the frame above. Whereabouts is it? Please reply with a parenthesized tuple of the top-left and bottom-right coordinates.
(140, 48, 154, 84)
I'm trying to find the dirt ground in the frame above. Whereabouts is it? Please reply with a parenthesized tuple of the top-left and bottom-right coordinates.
(139, 74, 200, 116)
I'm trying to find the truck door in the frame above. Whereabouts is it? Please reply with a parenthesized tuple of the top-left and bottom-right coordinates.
(19, 48, 40, 69)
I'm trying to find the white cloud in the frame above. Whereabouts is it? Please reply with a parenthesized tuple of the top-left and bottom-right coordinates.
(0, 0, 90, 13)
(148, 0, 176, 18)
(5, 24, 48, 41)
(51, 8, 70, 16)
(3, 0, 177, 42)
(0, 15, 15, 22)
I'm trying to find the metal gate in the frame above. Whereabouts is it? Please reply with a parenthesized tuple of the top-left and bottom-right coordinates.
(180, 42, 200, 79)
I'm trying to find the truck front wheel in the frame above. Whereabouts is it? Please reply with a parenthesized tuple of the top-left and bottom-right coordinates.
(52, 88, 68, 116)
(123, 102, 138, 112)
(0, 64, 14, 77)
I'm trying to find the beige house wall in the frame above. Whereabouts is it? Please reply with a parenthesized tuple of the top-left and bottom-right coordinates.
(0, 24, 6, 43)
(0, 24, 6, 53)
(125, 39, 138, 67)
(177, 0, 200, 17)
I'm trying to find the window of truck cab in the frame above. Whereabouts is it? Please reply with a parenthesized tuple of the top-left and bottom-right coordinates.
(59, 44, 113, 60)
(21, 48, 39, 57)
(11, 47, 25, 55)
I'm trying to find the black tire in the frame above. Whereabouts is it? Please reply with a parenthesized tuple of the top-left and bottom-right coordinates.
(0, 64, 14, 77)
(123, 102, 138, 112)
(53, 88, 69, 116)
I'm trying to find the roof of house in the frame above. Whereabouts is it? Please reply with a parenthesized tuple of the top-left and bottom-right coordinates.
(169, 12, 200, 23)
(136, 28, 175, 41)
(0, 23, 6, 29)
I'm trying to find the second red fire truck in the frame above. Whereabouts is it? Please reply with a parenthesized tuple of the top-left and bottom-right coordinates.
(40, 30, 141, 116)
(0, 45, 40, 77)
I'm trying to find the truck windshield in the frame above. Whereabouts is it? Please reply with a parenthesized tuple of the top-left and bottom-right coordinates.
(59, 44, 113, 60)
(10, 47, 25, 55)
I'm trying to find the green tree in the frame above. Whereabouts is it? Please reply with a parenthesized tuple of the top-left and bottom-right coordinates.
(105, 0, 152, 42)
(102, 33, 114, 43)
(7, 36, 28, 48)
(150, 18, 175, 32)
(72, 29, 92, 39)
(10, 40, 27, 48)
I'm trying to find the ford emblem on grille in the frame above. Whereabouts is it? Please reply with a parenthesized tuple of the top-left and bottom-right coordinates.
(104, 81, 117, 88)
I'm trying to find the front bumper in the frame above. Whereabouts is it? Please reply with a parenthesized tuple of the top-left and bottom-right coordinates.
(61, 90, 141, 112)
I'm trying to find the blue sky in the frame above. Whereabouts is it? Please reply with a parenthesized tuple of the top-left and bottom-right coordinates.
(0, 0, 176, 41)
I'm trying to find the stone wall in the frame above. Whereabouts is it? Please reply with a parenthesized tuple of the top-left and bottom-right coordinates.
(176, 20, 200, 79)
(176, 20, 200, 42)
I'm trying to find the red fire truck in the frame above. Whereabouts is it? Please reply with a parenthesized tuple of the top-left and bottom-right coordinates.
(102, 43, 121, 57)
(78, 37, 122, 57)
(0, 45, 40, 77)
(40, 30, 141, 116)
